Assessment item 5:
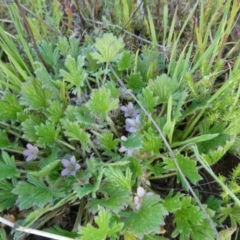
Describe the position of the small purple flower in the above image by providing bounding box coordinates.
[119,136,134,157]
[23,144,39,162]
[125,115,141,133]
[134,186,154,210]
[61,156,81,176]
[120,102,140,118]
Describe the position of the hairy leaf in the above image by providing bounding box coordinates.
[138,87,159,113]
[172,197,215,240]
[148,74,180,103]
[0,92,22,121]
[0,180,17,211]
[61,120,90,152]
[126,72,145,91]
[0,151,20,180]
[87,87,119,117]
[142,128,162,154]
[35,64,57,89]
[79,208,123,240]
[13,175,65,210]
[35,121,60,147]
[60,54,87,93]
[21,115,43,142]
[163,190,183,212]
[122,134,143,149]
[46,101,64,123]
[0,130,14,149]
[99,131,118,150]
[164,154,202,186]
[38,40,59,66]
[91,33,125,63]
[118,51,134,70]
[124,195,168,238]
[20,79,53,109]
[75,169,104,199]
[87,183,131,213]
[104,167,132,190]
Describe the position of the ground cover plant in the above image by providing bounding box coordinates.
[0,0,240,239]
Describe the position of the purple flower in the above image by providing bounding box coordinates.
[125,115,141,133]
[23,144,39,162]
[61,156,81,176]
[120,102,140,118]
[134,186,154,210]
[119,136,134,156]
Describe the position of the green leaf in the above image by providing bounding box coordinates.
[171,133,219,148]
[91,33,125,63]
[21,115,43,142]
[99,131,118,150]
[0,130,14,149]
[148,74,179,103]
[0,228,7,240]
[0,151,20,180]
[118,51,134,70]
[80,208,123,240]
[205,195,222,212]
[64,105,78,121]
[105,81,121,99]
[0,179,17,211]
[138,87,159,113]
[87,87,119,117]
[58,36,69,56]
[46,101,64,123]
[13,175,65,210]
[104,167,132,190]
[75,169,104,198]
[87,183,131,213]
[172,197,214,240]
[60,54,87,93]
[164,154,202,186]
[68,37,81,58]
[219,205,240,226]
[124,195,168,238]
[38,40,59,66]
[35,64,57,89]
[163,190,183,212]
[61,120,90,152]
[75,106,96,126]
[122,134,143,149]
[126,72,145,91]
[201,139,234,165]
[35,121,60,147]
[197,134,230,153]
[20,79,53,109]
[142,128,162,154]
[0,92,22,121]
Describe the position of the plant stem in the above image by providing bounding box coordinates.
[193,145,240,207]
[106,115,119,137]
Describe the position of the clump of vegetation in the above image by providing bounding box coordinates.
[0,0,240,239]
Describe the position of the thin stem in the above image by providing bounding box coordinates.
[193,145,240,206]
[88,139,102,159]
[106,115,119,137]
[0,217,74,240]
